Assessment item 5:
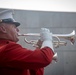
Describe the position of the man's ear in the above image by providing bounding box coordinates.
[0,25,7,33]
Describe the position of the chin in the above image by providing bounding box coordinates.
[15,39,19,42]
[12,38,19,42]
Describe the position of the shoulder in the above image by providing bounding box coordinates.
[0,40,22,49]
[6,40,22,49]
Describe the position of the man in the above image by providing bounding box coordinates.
[0,9,54,75]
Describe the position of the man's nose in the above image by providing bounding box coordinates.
[16,28,19,32]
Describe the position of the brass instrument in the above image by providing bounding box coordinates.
[18,30,75,48]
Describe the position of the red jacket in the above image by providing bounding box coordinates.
[0,39,54,75]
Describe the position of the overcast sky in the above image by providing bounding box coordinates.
[0,0,76,12]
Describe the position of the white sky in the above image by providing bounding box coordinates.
[0,0,76,12]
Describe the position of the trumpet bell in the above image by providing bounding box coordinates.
[66,30,75,45]
[70,30,75,45]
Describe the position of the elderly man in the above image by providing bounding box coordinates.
[0,9,54,75]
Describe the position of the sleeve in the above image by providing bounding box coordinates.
[1,42,54,69]
[29,68,44,75]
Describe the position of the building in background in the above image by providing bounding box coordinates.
[0,8,76,75]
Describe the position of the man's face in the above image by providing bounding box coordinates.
[4,23,19,42]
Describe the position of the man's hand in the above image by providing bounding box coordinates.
[40,28,52,41]
[40,28,54,51]
[35,39,43,49]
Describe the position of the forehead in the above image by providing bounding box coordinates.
[2,23,17,28]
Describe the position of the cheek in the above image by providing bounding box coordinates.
[12,29,17,35]
[9,28,16,35]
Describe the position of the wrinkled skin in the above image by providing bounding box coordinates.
[0,23,19,42]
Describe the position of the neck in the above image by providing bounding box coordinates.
[0,33,9,40]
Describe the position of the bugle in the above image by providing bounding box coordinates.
[18,30,75,62]
[18,30,75,48]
